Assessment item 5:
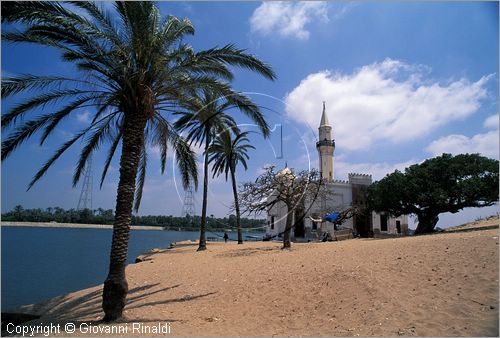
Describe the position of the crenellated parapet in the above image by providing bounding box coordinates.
[348,173,372,185]
[331,179,349,184]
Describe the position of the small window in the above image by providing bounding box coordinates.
[312,221,317,230]
[380,214,388,232]
[271,216,275,230]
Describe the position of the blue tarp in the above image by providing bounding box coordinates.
[323,213,340,223]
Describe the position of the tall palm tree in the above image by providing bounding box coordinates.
[175,90,269,251]
[209,130,255,244]
[1,1,275,321]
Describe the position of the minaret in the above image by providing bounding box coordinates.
[316,102,335,181]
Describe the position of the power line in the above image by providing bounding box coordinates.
[181,182,195,217]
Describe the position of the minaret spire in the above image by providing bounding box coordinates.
[316,101,335,181]
[320,101,329,127]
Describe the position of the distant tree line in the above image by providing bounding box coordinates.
[1,205,265,232]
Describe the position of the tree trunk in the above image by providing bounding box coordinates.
[415,213,439,235]
[102,112,147,322]
[282,207,293,249]
[230,167,243,244]
[198,135,210,251]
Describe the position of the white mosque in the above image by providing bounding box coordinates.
[265,103,408,239]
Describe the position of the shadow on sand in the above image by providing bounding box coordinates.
[3,282,217,334]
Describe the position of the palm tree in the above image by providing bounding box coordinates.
[175,90,269,251]
[1,1,275,321]
[209,130,255,244]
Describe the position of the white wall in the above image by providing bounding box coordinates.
[372,213,408,234]
[266,181,409,237]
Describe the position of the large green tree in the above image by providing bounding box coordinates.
[209,130,255,244]
[1,1,274,321]
[175,91,270,250]
[368,153,499,234]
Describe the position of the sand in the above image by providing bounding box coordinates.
[8,228,499,337]
[445,216,499,232]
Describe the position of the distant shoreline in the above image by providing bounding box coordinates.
[1,221,266,232]
[1,221,164,231]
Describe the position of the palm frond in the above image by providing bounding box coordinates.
[27,128,88,190]
[1,75,91,97]
[133,145,148,212]
[2,1,84,25]
[1,114,54,160]
[4,0,274,226]
[72,113,118,186]
[39,95,105,145]
[100,129,122,189]
[208,130,255,181]
[174,135,198,190]
[2,89,94,128]
[157,15,194,49]
[195,44,276,81]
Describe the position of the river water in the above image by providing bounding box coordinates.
[1,226,254,310]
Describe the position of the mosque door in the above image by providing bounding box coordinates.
[354,213,372,238]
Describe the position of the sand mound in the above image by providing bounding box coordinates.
[10,229,499,336]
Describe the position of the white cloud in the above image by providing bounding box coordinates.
[250,2,328,40]
[57,130,73,139]
[256,163,274,175]
[425,131,499,159]
[285,59,492,151]
[75,111,91,124]
[483,114,499,130]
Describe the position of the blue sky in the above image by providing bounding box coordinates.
[1,1,498,228]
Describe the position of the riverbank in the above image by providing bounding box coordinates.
[445,215,499,232]
[1,222,163,231]
[7,228,499,336]
[0,221,265,233]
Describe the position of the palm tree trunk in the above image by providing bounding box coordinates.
[102,112,147,321]
[198,135,210,251]
[230,167,243,244]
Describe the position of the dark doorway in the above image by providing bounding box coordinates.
[380,214,388,232]
[355,213,372,237]
[294,213,305,238]
[396,220,401,234]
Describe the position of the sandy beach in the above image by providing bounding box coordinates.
[7,227,499,337]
